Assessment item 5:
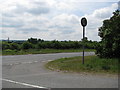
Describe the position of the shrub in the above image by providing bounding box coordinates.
[22,42,33,50]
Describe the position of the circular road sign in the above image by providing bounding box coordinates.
[81,17,87,27]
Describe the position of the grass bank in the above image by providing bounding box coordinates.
[45,56,119,74]
[2,49,95,55]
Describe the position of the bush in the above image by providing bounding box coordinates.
[101,65,110,71]
[10,43,20,50]
[4,49,13,52]
[2,42,11,50]
[22,42,33,50]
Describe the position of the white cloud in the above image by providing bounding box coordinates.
[51,14,79,27]
[81,3,118,41]
[1,0,119,41]
[118,1,120,10]
[49,14,80,36]
[92,3,118,19]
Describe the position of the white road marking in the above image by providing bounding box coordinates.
[47,60,52,62]
[22,62,33,64]
[14,62,20,65]
[4,72,58,78]
[2,78,47,89]
[34,61,38,63]
[41,61,46,62]
[4,60,50,66]
[5,61,39,66]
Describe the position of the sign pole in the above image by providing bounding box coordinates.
[82,26,85,64]
[81,17,87,64]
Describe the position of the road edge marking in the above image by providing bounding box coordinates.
[2,78,47,89]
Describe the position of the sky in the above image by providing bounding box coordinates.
[0,0,119,41]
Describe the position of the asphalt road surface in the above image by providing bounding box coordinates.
[2,52,118,89]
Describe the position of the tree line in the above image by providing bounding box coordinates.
[2,37,98,50]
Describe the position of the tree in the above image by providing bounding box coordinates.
[2,42,11,50]
[96,10,120,58]
[28,38,38,44]
[10,43,20,50]
[81,37,88,42]
[22,42,33,50]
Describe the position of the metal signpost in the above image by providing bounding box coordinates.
[81,17,87,64]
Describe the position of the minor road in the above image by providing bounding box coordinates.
[2,52,94,65]
[2,52,118,88]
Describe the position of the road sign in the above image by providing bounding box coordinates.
[81,17,87,27]
[81,17,87,64]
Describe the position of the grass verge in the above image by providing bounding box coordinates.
[2,49,95,55]
[45,56,119,74]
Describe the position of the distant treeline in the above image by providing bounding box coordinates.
[1,37,99,50]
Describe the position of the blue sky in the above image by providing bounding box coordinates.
[0,0,119,41]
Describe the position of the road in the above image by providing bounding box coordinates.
[2,52,118,89]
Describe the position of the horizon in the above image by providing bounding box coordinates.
[1,37,100,42]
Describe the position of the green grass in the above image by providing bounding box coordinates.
[45,56,119,74]
[0,50,2,55]
[2,49,95,55]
